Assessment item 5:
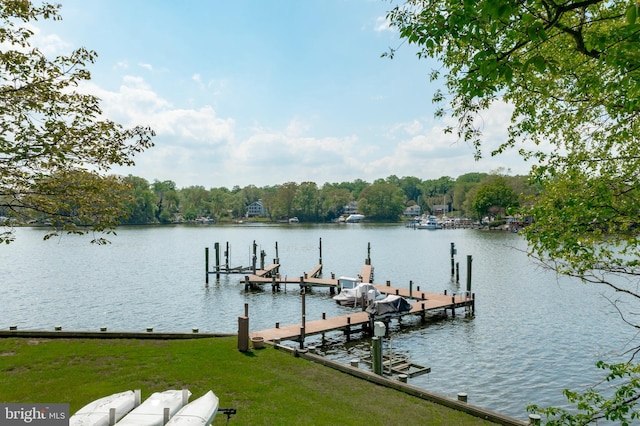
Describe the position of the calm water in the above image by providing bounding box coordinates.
[0,224,634,421]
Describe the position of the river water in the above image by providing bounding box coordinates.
[0,224,634,421]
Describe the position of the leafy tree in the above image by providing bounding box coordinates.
[269,182,298,219]
[121,175,156,225]
[152,180,178,223]
[388,0,640,422]
[398,176,423,204]
[180,185,211,221]
[0,1,154,243]
[319,184,352,221]
[293,182,319,221]
[471,176,519,221]
[357,182,405,221]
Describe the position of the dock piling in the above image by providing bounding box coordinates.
[205,247,209,284]
[215,242,221,278]
[466,255,473,295]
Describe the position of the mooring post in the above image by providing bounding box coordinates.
[409,280,413,300]
[238,315,249,352]
[372,335,383,376]
[300,289,306,349]
[215,242,221,278]
[260,249,266,270]
[319,237,322,265]
[366,242,371,265]
[225,242,230,272]
[275,241,279,264]
[205,247,209,284]
[466,255,473,297]
[456,262,460,283]
[252,240,257,275]
[450,242,456,275]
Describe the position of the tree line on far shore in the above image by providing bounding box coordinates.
[111,169,538,225]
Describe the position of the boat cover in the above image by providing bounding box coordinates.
[333,283,380,304]
[366,295,411,316]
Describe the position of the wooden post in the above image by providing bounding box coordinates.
[366,242,371,265]
[225,242,230,272]
[372,337,382,375]
[319,237,322,265]
[300,289,306,349]
[260,249,266,270]
[275,241,279,264]
[451,296,456,317]
[456,262,460,283]
[238,316,249,352]
[205,247,209,284]
[215,242,221,278]
[252,240,257,275]
[409,280,413,300]
[450,242,456,275]
[466,255,473,296]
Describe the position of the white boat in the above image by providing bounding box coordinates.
[165,391,219,426]
[116,389,191,426]
[415,215,440,230]
[288,217,299,223]
[345,214,364,223]
[70,390,138,426]
[333,282,381,307]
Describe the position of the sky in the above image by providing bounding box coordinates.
[32,0,531,189]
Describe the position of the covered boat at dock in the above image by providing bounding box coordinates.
[366,295,412,317]
[333,282,381,306]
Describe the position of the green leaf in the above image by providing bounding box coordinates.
[626,4,637,24]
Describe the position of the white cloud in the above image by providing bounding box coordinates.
[374,16,391,32]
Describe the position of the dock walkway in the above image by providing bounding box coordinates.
[250,285,473,343]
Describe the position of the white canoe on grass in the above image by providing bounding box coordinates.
[116,389,191,426]
[70,390,138,426]
[165,391,219,426]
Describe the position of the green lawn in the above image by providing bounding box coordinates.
[0,337,497,425]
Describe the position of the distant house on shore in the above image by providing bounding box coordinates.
[343,201,358,215]
[403,205,421,217]
[246,199,267,217]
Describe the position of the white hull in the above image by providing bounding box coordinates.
[70,390,137,426]
[116,390,190,426]
[166,391,219,426]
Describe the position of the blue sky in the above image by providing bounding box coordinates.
[34,0,529,188]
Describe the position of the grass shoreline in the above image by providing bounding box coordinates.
[0,336,514,425]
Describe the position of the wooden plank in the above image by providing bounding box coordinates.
[255,264,280,277]
[306,264,323,278]
[360,265,373,283]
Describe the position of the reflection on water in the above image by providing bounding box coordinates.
[0,224,634,421]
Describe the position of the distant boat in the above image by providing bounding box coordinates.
[288,217,299,223]
[345,214,364,223]
[415,215,440,230]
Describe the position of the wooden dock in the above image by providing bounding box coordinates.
[249,283,474,343]
[242,263,376,292]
